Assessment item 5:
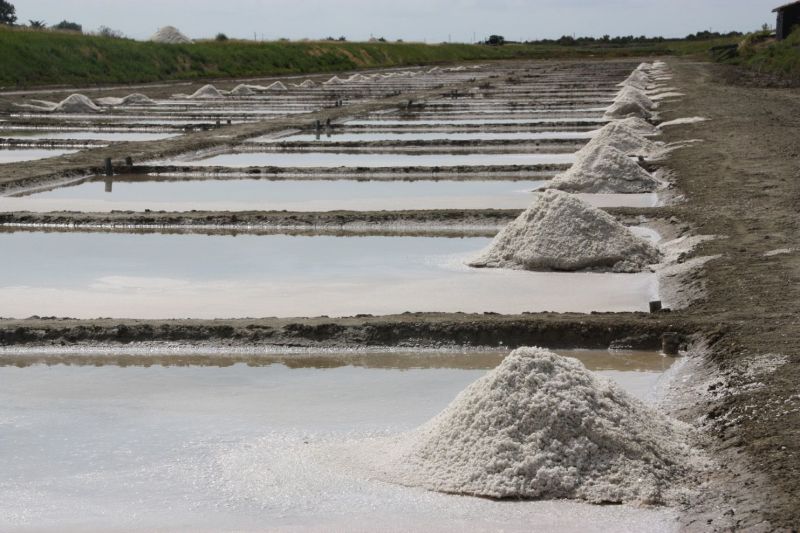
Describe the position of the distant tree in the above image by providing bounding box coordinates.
[337,35,346,41]
[0,0,16,25]
[378,37,386,42]
[215,32,228,41]
[52,20,82,32]
[96,25,124,39]
[28,19,45,29]
[486,34,505,46]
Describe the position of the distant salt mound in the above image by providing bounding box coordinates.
[619,69,651,88]
[469,190,660,272]
[579,121,660,158]
[266,81,288,91]
[549,145,660,194]
[614,86,655,110]
[615,116,659,136]
[51,94,102,113]
[297,79,316,88]
[346,73,371,83]
[95,93,155,106]
[229,84,256,96]
[188,84,224,99]
[323,76,344,85]
[370,348,695,504]
[150,26,192,44]
[606,87,656,120]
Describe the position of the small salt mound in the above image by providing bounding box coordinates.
[95,93,155,106]
[613,86,655,110]
[150,26,192,44]
[266,81,288,91]
[375,348,695,504]
[346,73,371,83]
[549,145,660,194]
[469,190,660,272]
[579,121,659,158]
[615,116,659,136]
[323,76,344,85]
[618,70,651,89]
[188,84,224,99]
[297,79,316,88]
[229,84,256,96]
[53,94,102,113]
[605,98,653,120]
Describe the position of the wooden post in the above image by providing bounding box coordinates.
[661,332,680,356]
[103,157,113,177]
[649,300,662,313]
[125,156,133,168]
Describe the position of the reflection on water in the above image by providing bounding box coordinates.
[0,232,658,318]
[257,130,596,143]
[0,148,77,163]
[0,349,674,373]
[162,151,577,168]
[0,130,177,142]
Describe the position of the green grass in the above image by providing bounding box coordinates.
[727,28,800,82]
[0,25,738,87]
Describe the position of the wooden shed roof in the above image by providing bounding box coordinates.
[774,1,800,13]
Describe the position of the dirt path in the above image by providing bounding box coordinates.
[657,60,800,530]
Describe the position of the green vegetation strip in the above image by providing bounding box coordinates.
[0,25,737,87]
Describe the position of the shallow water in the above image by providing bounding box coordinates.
[163,151,577,168]
[0,232,658,318]
[255,130,595,143]
[2,176,657,211]
[3,177,548,212]
[0,355,678,531]
[0,148,78,164]
[346,117,608,126]
[0,130,178,142]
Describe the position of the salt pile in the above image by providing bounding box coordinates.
[150,26,192,44]
[297,79,316,88]
[615,116,659,136]
[323,76,344,85]
[605,87,656,119]
[229,84,256,96]
[469,190,660,272]
[265,81,288,91]
[14,93,102,113]
[578,121,659,158]
[95,93,155,106]
[188,84,225,99]
[369,348,695,504]
[549,145,660,194]
[58,94,102,113]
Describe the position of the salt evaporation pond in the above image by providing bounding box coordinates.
[1,176,657,211]
[0,148,78,164]
[0,352,678,531]
[0,232,658,318]
[162,151,577,168]
[2,177,548,212]
[346,117,609,126]
[254,130,595,143]
[0,130,178,142]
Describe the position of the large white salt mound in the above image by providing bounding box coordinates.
[297,79,316,88]
[323,76,344,85]
[549,145,660,194]
[188,84,224,99]
[613,86,655,110]
[605,98,653,120]
[618,70,651,88]
[578,121,660,158]
[95,93,155,106]
[53,94,102,113]
[150,26,192,44]
[372,348,695,504]
[469,190,660,272]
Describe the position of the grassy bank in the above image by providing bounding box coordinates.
[0,25,736,87]
[727,28,800,83]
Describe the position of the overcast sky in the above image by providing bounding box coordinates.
[17,0,779,42]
